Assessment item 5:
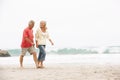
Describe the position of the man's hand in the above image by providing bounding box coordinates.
[31,42,35,47]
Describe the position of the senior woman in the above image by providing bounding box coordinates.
[35,21,54,68]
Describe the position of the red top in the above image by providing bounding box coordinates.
[21,27,34,48]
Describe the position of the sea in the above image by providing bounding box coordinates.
[0,47,120,66]
[7,46,120,56]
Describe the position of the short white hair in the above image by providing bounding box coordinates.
[29,20,35,25]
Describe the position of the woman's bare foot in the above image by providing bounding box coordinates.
[37,65,45,68]
[20,66,24,69]
[40,64,45,68]
[37,63,42,68]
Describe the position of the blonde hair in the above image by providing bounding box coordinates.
[40,20,47,31]
[40,21,46,27]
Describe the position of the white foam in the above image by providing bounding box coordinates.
[0,54,120,66]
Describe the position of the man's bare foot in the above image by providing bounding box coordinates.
[36,64,39,69]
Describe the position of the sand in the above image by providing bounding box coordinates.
[0,63,120,80]
[0,54,120,80]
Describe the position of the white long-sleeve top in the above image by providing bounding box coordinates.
[35,28,50,45]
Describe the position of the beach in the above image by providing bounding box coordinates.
[0,54,120,80]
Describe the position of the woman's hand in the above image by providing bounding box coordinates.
[49,39,54,46]
[51,42,54,45]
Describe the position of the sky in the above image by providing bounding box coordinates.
[0,0,120,49]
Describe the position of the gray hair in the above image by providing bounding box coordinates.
[40,20,46,24]
[29,20,35,25]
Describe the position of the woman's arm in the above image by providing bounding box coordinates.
[35,29,39,48]
[35,40,38,48]
[49,39,54,45]
[47,31,54,45]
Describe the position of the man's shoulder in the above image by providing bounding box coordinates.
[24,27,32,32]
[23,27,28,31]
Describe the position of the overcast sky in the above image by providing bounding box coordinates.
[0,0,120,49]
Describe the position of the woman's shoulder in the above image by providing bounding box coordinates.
[46,30,49,33]
[36,27,41,32]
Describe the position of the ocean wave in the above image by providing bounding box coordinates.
[48,48,98,55]
[7,47,120,56]
[8,48,98,56]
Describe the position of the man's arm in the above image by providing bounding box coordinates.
[25,37,34,45]
[23,29,34,45]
